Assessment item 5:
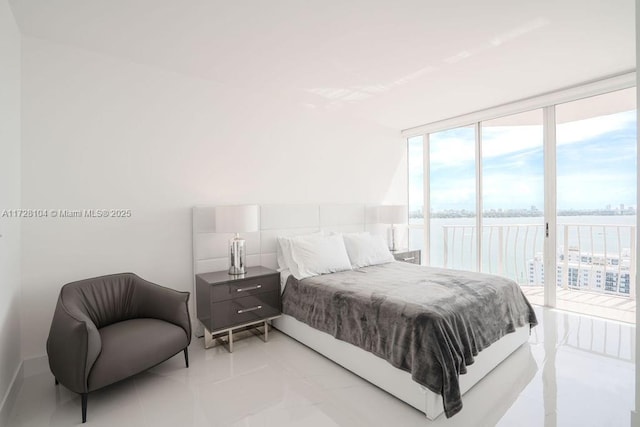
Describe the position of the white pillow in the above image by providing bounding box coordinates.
[276,237,296,272]
[342,232,395,268]
[288,234,352,279]
[276,231,324,272]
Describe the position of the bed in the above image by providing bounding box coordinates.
[192,204,538,420]
[275,261,536,419]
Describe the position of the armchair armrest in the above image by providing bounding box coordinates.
[46,297,101,393]
[131,276,191,342]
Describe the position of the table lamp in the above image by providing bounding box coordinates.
[215,205,259,275]
[377,205,407,251]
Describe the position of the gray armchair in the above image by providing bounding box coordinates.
[46,273,191,423]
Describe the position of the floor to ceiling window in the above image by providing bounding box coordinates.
[406,81,636,324]
[481,110,544,285]
[429,126,476,271]
[554,88,637,322]
[407,136,425,263]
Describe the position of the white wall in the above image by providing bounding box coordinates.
[0,0,22,415]
[20,37,407,359]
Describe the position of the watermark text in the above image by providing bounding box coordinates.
[1,209,132,219]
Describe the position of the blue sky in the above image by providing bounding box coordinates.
[408,110,637,213]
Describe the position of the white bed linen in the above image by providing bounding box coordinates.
[273,314,531,420]
[279,269,291,293]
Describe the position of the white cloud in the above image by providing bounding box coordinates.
[482,173,543,209]
[409,110,636,210]
[427,110,634,167]
[557,172,636,209]
[557,110,635,146]
[429,132,475,166]
[430,178,476,209]
[429,125,543,167]
[482,126,542,158]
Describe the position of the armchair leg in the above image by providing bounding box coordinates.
[183,347,189,368]
[54,378,59,385]
[81,393,88,423]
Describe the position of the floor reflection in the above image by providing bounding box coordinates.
[543,309,558,427]
[6,306,635,427]
[499,306,635,427]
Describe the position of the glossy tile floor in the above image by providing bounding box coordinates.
[7,306,636,427]
[522,287,636,324]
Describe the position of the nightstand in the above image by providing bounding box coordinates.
[196,266,281,351]
[392,249,422,265]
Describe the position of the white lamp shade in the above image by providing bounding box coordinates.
[377,205,407,224]
[214,205,259,233]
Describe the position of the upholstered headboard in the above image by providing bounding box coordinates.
[191,204,384,336]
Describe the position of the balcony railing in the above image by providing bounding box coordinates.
[438,223,636,299]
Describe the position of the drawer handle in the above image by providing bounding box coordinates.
[236,284,261,292]
[402,257,416,261]
[237,305,262,314]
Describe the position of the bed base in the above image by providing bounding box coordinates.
[273,314,530,420]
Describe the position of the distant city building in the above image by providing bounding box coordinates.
[421,206,637,219]
[527,248,632,296]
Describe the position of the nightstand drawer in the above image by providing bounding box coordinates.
[210,291,281,331]
[393,250,421,264]
[210,274,279,303]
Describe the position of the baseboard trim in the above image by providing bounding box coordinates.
[23,355,48,378]
[0,361,24,426]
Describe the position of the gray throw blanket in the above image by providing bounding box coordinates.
[282,262,538,418]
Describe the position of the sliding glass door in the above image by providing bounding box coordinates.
[406,85,636,323]
[481,110,544,295]
[554,88,637,322]
[408,136,425,264]
[429,126,476,270]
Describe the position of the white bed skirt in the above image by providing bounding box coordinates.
[273,314,531,420]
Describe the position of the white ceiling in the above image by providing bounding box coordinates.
[9,0,636,130]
